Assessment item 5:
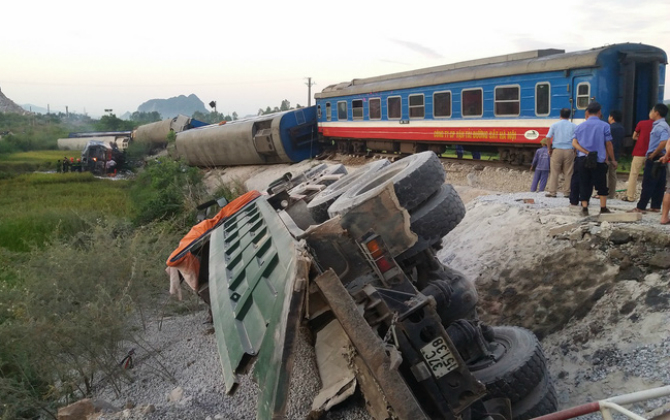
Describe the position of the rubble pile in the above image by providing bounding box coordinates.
[439,192,670,412]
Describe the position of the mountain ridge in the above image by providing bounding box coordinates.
[0,88,29,115]
[137,94,208,118]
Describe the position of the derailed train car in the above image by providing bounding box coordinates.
[174,107,321,166]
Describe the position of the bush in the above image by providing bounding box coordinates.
[129,157,205,227]
[212,177,247,203]
[0,220,182,419]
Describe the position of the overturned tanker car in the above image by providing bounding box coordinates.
[172,151,556,419]
[174,107,321,167]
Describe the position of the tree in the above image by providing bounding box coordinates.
[232,112,238,121]
[280,99,291,111]
[130,111,162,124]
[95,114,134,131]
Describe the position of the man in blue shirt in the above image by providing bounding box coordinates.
[633,103,669,217]
[572,102,616,216]
[546,108,576,197]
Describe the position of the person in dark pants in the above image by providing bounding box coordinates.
[569,157,581,206]
[572,102,616,216]
[606,110,625,199]
[629,103,669,214]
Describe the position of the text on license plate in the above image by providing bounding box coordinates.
[420,337,459,379]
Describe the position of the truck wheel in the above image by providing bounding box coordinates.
[303,163,328,180]
[395,184,465,260]
[512,372,558,420]
[307,160,390,224]
[328,151,445,218]
[312,164,348,186]
[469,327,547,405]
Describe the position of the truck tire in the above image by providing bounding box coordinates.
[469,327,547,405]
[512,372,558,420]
[303,163,328,180]
[328,151,445,218]
[307,160,390,224]
[312,164,348,186]
[395,184,465,260]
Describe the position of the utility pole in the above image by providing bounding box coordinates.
[305,77,316,107]
[66,106,69,119]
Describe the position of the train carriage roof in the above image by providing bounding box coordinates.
[316,43,667,99]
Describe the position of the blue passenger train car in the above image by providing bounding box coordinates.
[315,43,667,164]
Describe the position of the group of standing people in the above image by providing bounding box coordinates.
[530,102,670,222]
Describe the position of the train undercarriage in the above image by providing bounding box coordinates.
[329,137,537,166]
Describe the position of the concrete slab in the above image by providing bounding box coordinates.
[597,212,643,223]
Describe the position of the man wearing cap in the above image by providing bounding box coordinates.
[631,104,669,216]
[572,102,616,216]
[545,108,576,198]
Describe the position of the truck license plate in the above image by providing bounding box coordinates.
[420,337,459,379]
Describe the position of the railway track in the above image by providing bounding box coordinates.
[327,151,632,181]
[328,151,530,172]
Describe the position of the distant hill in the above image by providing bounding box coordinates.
[0,88,28,115]
[22,104,49,114]
[137,94,208,119]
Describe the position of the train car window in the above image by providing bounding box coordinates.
[337,101,348,120]
[576,83,590,109]
[388,96,401,119]
[434,91,452,118]
[317,105,322,119]
[535,83,550,116]
[494,86,520,117]
[462,89,483,117]
[409,94,425,119]
[326,103,332,121]
[352,100,364,120]
[369,98,381,120]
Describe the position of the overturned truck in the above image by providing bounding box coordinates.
[181,152,557,419]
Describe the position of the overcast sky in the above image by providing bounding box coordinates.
[2,0,669,117]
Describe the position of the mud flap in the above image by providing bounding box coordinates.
[310,320,357,415]
[315,268,428,420]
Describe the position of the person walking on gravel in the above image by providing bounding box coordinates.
[660,120,670,225]
[630,104,670,216]
[530,139,550,192]
[545,108,576,198]
[572,102,616,216]
[624,118,654,202]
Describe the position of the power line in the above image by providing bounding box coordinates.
[0,77,305,88]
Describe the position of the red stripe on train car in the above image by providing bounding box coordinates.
[321,126,549,145]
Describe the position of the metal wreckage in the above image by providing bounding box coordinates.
[167,151,557,420]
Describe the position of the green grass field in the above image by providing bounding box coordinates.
[0,150,66,175]
[0,172,131,252]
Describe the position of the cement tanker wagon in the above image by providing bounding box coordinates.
[134,114,205,146]
[175,106,321,166]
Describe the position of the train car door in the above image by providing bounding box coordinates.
[571,76,592,121]
[620,56,663,136]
